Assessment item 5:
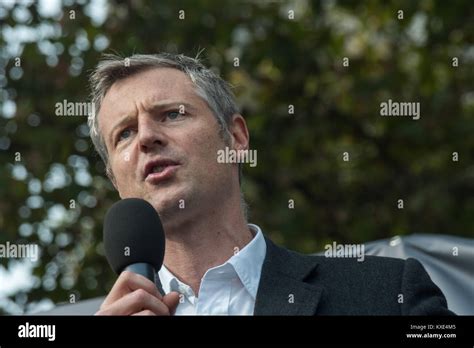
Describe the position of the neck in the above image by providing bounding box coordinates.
[162,196,252,295]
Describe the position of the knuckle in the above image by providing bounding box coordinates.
[121,271,134,283]
[99,300,110,311]
[132,288,149,303]
[95,309,108,315]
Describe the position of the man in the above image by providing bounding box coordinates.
[88,53,453,315]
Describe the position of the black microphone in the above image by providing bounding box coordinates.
[103,198,166,296]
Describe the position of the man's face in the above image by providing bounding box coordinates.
[98,68,235,228]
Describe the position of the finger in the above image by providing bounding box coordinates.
[101,271,162,308]
[96,289,169,316]
[97,289,170,316]
[132,309,156,316]
[162,291,181,315]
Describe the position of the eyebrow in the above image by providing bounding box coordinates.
[107,101,197,146]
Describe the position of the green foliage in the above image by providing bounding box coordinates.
[0,0,472,313]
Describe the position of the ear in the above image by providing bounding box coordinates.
[106,165,119,191]
[229,114,249,152]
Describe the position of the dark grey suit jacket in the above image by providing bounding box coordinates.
[37,237,454,315]
[254,238,454,315]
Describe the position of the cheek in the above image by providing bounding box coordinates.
[110,150,139,194]
[188,124,217,155]
[187,127,227,175]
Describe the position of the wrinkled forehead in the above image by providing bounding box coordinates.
[102,67,200,110]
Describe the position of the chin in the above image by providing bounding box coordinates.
[147,189,187,218]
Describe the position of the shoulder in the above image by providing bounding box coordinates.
[262,237,453,314]
[301,251,409,286]
[265,237,408,287]
[297,248,433,290]
[290,249,452,315]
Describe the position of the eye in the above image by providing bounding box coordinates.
[166,110,184,120]
[117,128,132,142]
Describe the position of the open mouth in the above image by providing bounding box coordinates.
[143,159,180,184]
[150,165,168,174]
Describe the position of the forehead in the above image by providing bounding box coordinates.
[101,67,199,109]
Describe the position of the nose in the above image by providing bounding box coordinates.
[137,114,167,152]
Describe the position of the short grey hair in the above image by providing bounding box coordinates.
[88,53,247,216]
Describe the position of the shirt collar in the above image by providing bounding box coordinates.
[158,223,267,300]
[227,223,266,299]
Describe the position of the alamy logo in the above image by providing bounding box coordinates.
[0,242,38,262]
[380,99,420,120]
[18,322,56,341]
[55,99,95,117]
[217,146,257,167]
[324,242,365,262]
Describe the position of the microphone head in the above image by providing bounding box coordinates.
[103,198,165,275]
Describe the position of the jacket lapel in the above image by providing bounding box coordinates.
[254,237,323,315]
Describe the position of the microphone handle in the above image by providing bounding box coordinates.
[124,263,165,296]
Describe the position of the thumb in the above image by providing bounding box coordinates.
[162,291,180,315]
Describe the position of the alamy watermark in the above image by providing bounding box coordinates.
[18,322,55,341]
[324,242,365,262]
[55,99,95,117]
[380,99,420,120]
[217,146,257,167]
[0,242,39,262]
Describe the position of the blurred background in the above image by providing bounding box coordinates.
[0,0,472,314]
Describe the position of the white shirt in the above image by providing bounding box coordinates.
[158,224,267,315]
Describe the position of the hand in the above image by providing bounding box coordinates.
[95,271,180,316]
